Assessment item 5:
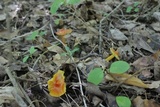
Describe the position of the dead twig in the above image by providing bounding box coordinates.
[99,0,125,54]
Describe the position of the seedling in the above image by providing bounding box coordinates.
[26,30,46,40]
[109,61,130,74]
[23,46,37,63]
[23,30,46,63]
[116,96,131,107]
[61,45,79,57]
[126,2,141,13]
[106,48,119,62]
[87,67,104,85]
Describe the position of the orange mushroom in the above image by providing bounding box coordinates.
[106,48,120,62]
[47,70,66,97]
[55,28,72,44]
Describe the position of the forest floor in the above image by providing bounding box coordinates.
[0,0,160,107]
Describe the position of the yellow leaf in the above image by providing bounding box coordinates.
[105,73,149,88]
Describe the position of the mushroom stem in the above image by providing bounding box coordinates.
[106,55,115,61]
[106,48,119,62]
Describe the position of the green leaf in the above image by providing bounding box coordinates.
[65,46,72,56]
[134,2,141,7]
[116,96,131,107]
[109,61,130,74]
[29,46,37,55]
[54,19,60,25]
[126,6,133,13]
[134,8,139,12]
[50,0,64,15]
[26,30,39,40]
[66,0,80,4]
[87,68,104,85]
[23,55,29,63]
[71,46,79,55]
[39,31,46,36]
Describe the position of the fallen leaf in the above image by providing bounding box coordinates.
[148,81,160,89]
[133,96,160,107]
[47,44,65,53]
[105,73,149,88]
[110,29,128,41]
[0,13,6,21]
[0,56,8,65]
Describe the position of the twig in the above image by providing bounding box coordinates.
[5,67,29,107]
[98,0,125,53]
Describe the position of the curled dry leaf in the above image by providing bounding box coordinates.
[47,70,66,97]
[105,73,149,88]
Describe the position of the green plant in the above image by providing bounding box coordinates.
[26,30,46,40]
[109,61,130,74]
[23,46,37,63]
[23,30,46,62]
[116,96,131,107]
[61,45,79,57]
[126,2,141,13]
[50,0,81,15]
[87,67,104,85]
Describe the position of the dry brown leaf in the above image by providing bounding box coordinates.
[148,81,160,89]
[132,96,144,107]
[151,22,160,32]
[105,73,149,88]
[133,96,160,107]
[0,56,8,65]
[0,30,19,39]
[47,45,65,53]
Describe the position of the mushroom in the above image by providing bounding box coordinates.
[106,48,120,62]
[47,70,66,97]
[55,28,72,44]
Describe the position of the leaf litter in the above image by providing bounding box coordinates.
[0,0,160,107]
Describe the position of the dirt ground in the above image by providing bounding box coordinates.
[0,0,160,107]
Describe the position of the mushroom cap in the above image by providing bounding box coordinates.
[55,28,72,36]
[47,70,66,97]
[110,48,120,60]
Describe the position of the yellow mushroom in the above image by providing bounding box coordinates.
[106,48,120,62]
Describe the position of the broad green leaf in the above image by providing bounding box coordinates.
[29,46,37,55]
[26,30,39,40]
[50,0,64,15]
[109,61,130,74]
[87,68,104,85]
[134,8,139,12]
[23,55,29,63]
[126,6,133,13]
[66,0,80,4]
[116,96,131,107]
